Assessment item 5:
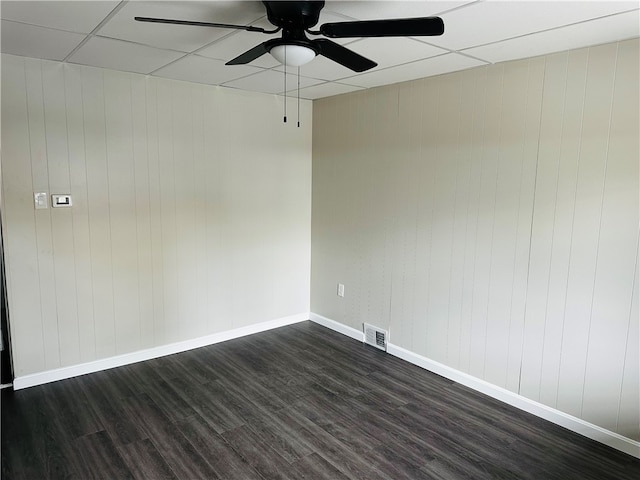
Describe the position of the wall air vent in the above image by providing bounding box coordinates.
[363,323,388,351]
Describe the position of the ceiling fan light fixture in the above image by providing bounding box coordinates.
[136,2,445,74]
[269,44,316,67]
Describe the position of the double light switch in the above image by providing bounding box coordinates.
[34,193,73,209]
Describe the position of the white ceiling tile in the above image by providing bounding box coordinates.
[287,81,366,100]
[432,0,639,50]
[0,20,85,61]
[2,0,638,97]
[244,14,278,30]
[347,37,447,68]
[341,53,486,88]
[198,31,281,68]
[154,55,263,85]
[68,36,183,74]
[323,1,476,20]
[465,9,640,64]
[96,1,266,52]
[222,69,324,94]
[0,1,119,34]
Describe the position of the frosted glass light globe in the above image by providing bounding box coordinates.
[270,44,316,67]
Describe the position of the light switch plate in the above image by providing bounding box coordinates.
[34,192,47,209]
[51,194,72,208]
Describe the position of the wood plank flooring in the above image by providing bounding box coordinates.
[2,321,639,479]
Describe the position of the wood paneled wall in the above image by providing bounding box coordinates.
[1,54,312,377]
[311,39,639,440]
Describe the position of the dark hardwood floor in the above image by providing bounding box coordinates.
[2,321,639,479]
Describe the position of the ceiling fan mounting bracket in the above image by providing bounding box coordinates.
[263,1,325,31]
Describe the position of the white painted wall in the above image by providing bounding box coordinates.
[311,39,639,441]
[1,54,312,378]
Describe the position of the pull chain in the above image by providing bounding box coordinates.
[297,66,300,128]
[283,47,287,123]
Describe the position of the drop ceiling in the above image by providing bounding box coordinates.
[1,1,638,100]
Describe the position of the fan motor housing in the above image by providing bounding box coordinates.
[263,1,325,30]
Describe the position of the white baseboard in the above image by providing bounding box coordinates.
[308,312,639,459]
[387,343,640,458]
[309,313,364,342]
[13,311,639,458]
[13,312,309,391]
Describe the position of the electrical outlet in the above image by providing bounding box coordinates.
[337,283,345,297]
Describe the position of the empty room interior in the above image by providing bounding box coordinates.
[1,0,639,478]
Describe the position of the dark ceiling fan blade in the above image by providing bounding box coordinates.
[134,16,279,34]
[226,41,273,65]
[319,17,444,38]
[313,39,377,72]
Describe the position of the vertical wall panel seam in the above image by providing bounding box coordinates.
[152,77,164,344]
[410,85,424,353]
[62,64,81,362]
[556,51,588,408]
[388,88,400,333]
[39,60,62,367]
[130,76,142,348]
[424,80,442,353]
[482,65,505,380]
[383,92,392,331]
[399,85,409,342]
[446,77,463,367]
[362,92,368,328]
[102,69,117,355]
[505,59,532,388]
[538,55,569,401]
[171,84,178,338]
[395,89,405,340]
[547,52,578,407]
[579,43,619,417]
[146,77,155,343]
[388,91,395,330]
[458,72,476,370]
[144,77,154,345]
[357,97,365,331]
[365,97,372,328]
[426,83,438,351]
[466,68,487,373]
[203,87,210,332]
[616,233,640,432]
[22,57,47,371]
[191,86,198,332]
[518,56,547,396]
[380,90,393,328]
[78,67,97,359]
[405,86,414,350]
[190,87,197,330]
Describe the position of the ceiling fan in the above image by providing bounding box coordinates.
[135,0,445,72]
